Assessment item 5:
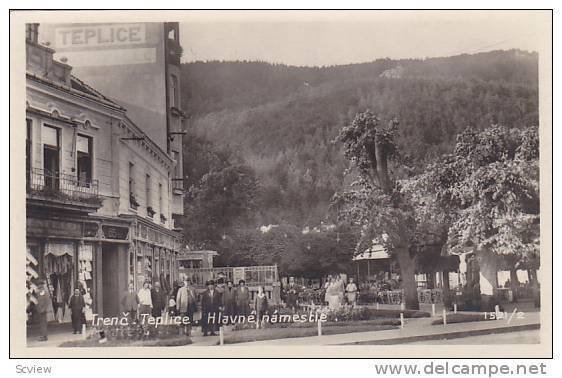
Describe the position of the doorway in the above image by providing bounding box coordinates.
[101,244,120,317]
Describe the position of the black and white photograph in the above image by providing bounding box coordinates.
[9,9,552,359]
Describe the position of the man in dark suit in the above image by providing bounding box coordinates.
[200,280,222,336]
[235,279,250,316]
[151,281,167,318]
[68,288,85,334]
[222,280,237,322]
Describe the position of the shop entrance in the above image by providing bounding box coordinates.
[101,243,120,317]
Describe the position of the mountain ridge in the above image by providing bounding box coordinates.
[180,49,539,225]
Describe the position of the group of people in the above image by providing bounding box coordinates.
[189,279,270,335]
[121,281,169,321]
[280,275,360,311]
[31,279,92,341]
[121,278,262,336]
[324,275,358,310]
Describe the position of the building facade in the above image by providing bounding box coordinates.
[25,23,184,322]
[38,22,186,231]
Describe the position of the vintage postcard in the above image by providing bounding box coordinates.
[9,9,552,358]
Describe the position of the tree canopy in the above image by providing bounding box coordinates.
[425,125,540,261]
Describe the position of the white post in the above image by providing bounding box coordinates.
[219,326,224,345]
[432,303,436,317]
[442,309,447,325]
[400,302,405,311]
[453,303,457,314]
[495,305,500,320]
[400,313,404,328]
[317,319,322,336]
[82,324,87,340]
[376,302,380,310]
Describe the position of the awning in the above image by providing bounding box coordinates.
[44,242,74,257]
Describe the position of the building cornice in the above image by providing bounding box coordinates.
[119,116,175,170]
[26,72,126,114]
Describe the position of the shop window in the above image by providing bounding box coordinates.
[170,74,179,108]
[44,241,75,322]
[76,134,93,187]
[78,243,94,321]
[129,162,139,209]
[129,249,134,284]
[146,174,154,217]
[158,183,163,215]
[26,119,32,186]
[172,151,183,192]
[26,23,39,43]
[145,246,153,283]
[167,27,176,41]
[42,125,60,190]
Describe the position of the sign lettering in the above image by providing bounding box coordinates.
[55,24,146,48]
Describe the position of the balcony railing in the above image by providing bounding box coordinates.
[27,168,100,203]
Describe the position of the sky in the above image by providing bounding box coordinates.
[179,10,545,67]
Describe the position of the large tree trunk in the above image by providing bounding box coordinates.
[442,271,451,307]
[509,269,519,302]
[396,248,419,310]
[374,141,392,192]
[476,250,499,311]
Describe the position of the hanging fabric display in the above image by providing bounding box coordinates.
[144,243,153,283]
[26,246,39,324]
[44,241,74,323]
[44,242,74,275]
[77,242,94,320]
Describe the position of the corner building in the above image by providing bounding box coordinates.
[25,23,185,322]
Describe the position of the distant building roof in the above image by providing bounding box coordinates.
[353,245,390,260]
[70,75,123,108]
[178,250,218,259]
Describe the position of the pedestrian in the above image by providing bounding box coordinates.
[222,280,237,321]
[235,279,250,316]
[285,281,298,312]
[137,281,153,321]
[201,280,222,336]
[324,275,333,306]
[326,278,341,310]
[167,298,178,317]
[121,282,139,321]
[254,286,269,329]
[175,280,195,335]
[151,281,167,318]
[345,277,358,307]
[35,280,51,341]
[176,280,194,318]
[336,274,345,304]
[68,288,85,334]
[170,280,180,300]
[185,280,197,325]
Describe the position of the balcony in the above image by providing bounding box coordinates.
[27,168,102,211]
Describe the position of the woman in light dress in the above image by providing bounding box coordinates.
[324,275,333,305]
[326,277,342,310]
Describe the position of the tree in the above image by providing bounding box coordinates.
[183,164,260,249]
[425,125,539,307]
[333,110,425,309]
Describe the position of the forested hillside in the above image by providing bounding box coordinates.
[180,49,539,236]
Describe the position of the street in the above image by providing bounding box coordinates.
[405,330,540,345]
